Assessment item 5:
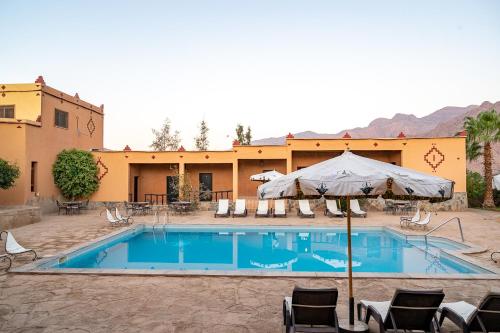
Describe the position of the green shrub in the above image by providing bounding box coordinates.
[466,170,485,208]
[0,159,20,189]
[52,149,99,200]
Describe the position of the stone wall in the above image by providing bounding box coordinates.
[0,206,41,230]
[365,192,468,212]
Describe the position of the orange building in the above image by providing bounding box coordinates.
[0,79,468,211]
[0,77,104,211]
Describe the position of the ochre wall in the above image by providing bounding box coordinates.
[0,83,104,207]
[185,163,233,196]
[238,159,287,198]
[0,124,27,205]
[129,164,178,202]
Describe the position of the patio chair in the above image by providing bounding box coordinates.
[297,200,315,218]
[358,288,445,333]
[124,201,134,215]
[324,199,343,218]
[232,199,248,217]
[56,200,68,215]
[349,199,367,218]
[115,207,134,224]
[79,199,89,211]
[214,199,230,217]
[0,254,12,271]
[283,286,340,333]
[383,200,397,215]
[273,199,287,218]
[438,292,500,333]
[408,212,431,230]
[105,209,123,227]
[0,231,38,261]
[255,200,270,217]
[400,208,420,228]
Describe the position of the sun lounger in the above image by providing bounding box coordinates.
[273,199,287,218]
[0,231,37,261]
[349,199,367,218]
[325,199,343,217]
[106,209,123,226]
[358,288,444,333]
[232,199,247,217]
[408,212,431,229]
[400,208,420,228]
[115,207,134,224]
[298,200,315,218]
[438,292,500,333]
[255,200,270,217]
[283,286,339,333]
[214,199,230,217]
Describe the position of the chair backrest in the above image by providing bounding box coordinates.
[274,200,285,213]
[416,212,431,225]
[5,232,26,253]
[115,207,124,220]
[350,199,362,212]
[326,200,338,212]
[411,208,421,223]
[299,200,311,213]
[291,286,338,326]
[257,200,268,213]
[470,292,500,331]
[387,288,444,330]
[217,199,229,213]
[234,199,246,212]
[106,209,116,222]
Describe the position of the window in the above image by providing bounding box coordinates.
[55,109,68,128]
[31,162,38,192]
[0,105,15,118]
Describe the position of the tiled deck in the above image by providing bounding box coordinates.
[1,208,499,332]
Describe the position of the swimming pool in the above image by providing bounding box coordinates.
[33,225,493,275]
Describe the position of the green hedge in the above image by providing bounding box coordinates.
[52,149,99,200]
[0,159,20,190]
[466,170,485,208]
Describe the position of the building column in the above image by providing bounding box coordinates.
[286,150,293,174]
[232,161,238,200]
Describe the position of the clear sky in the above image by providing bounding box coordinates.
[2,1,500,150]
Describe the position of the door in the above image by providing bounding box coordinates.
[166,176,179,202]
[199,173,213,201]
[133,176,139,202]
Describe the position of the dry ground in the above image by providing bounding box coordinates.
[0,208,499,332]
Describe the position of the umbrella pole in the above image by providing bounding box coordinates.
[346,196,354,325]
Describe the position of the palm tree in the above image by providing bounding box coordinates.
[464,110,500,208]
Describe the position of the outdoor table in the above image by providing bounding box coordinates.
[130,202,150,215]
[338,319,369,333]
[170,201,192,214]
[63,201,82,215]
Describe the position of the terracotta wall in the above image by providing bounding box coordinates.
[185,163,233,197]
[237,159,287,198]
[128,164,178,202]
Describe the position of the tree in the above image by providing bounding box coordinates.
[0,159,20,190]
[151,118,181,151]
[194,120,209,151]
[245,126,252,145]
[464,109,500,208]
[235,124,252,145]
[52,149,99,200]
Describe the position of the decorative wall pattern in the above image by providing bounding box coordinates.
[87,117,96,137]
[424,144,445,172]
[96,157,108,181]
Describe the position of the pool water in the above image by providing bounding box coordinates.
[45,226,491,275]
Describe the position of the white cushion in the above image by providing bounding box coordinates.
[439,301,477,323]
[360,300,391,321]
[6,232,30,254]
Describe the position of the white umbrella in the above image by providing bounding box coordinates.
[250,170,284,182]
[257,150,454,325]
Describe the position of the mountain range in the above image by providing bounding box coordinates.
[252,101,500,174]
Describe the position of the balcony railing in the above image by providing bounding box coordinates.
[138,190,233,204]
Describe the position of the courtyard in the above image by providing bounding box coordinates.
[0,208,499,332]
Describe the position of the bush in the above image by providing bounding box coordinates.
[52,149,99,200]
[0,159,20,189]
[466,170,485,208]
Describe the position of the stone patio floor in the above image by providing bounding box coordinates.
[0,208,499,332]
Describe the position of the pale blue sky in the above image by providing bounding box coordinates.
[2,1,500,150]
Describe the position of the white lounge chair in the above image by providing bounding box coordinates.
[255,200,270,217]
[325,199,344,217]
[400,208,420,228]
[298,200,315,218]
[0,254,12,271]
[0,231,37,260]
[106,209,123,226]
[214,199,230,217]
[349,199,367,218]
[232,199,247,217]
[115,207,134,224]
[408,212,431,229]
[273,199,287,217]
